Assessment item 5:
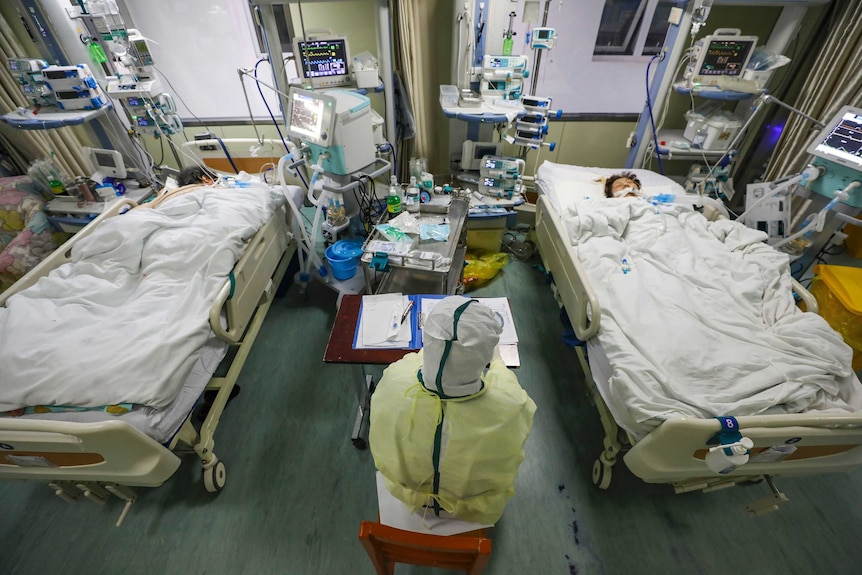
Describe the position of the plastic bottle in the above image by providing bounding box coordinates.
[405,176,420,213]
[387,175,403,218]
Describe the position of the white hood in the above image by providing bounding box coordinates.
[421,297,502,397]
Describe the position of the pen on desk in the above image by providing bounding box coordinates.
[400,300,414,326]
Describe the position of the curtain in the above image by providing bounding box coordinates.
[0,12,89,177]
[765,1,862,179]
[393,1,426,171]
[390,0,452,175]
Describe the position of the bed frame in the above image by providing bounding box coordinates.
[535,194,862,515]
[0,196,296,525]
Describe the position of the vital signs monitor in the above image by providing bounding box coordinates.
[292,37,352,89]
[686,29,757,87]
[807,106,862,171]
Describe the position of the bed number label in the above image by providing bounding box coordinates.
[719,417,736,430]
[0,443,14,450]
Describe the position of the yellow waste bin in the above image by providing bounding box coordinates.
[811,265,862,371]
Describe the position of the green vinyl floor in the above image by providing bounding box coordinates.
[2,255,862,575]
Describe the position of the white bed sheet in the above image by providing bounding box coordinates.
[12,337,228,444]
[0,184,284,412]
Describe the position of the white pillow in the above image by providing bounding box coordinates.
[536,161,683,212]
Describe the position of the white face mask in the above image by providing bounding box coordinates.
[613,186,638,198]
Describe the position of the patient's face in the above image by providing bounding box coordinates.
[611,178,640,198]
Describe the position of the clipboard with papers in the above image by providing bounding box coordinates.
[353,294,422,350]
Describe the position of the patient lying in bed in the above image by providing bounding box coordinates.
[563,195,862,436]
[604,172,642,198]
[0,183,285,415]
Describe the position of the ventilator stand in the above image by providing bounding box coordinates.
[313,159,392,307]
[745,475,788,516]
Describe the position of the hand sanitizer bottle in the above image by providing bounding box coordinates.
[387,175,402,218]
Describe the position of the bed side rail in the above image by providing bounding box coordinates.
[791,278,818,314]
[535,196,600,340]
[624,413,862,484]
[0,198,138,307]
[210,211,294,343]
[0,418,180,487]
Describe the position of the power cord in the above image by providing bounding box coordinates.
[646,54,664,175]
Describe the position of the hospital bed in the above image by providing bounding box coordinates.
[534,161,862,514]
[0,185,298,524]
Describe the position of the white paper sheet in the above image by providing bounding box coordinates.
[355,294,412,349]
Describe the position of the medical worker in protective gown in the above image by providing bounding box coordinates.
[369,297,537,524]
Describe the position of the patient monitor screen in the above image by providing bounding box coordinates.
[698,40,755,76]
[288,92,327,143]
[810,108,862,169]
[295,39,350,85]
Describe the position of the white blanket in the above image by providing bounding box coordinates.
[0,184,285,411]
[564,197,862,434]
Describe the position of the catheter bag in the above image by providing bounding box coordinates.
[463,251,508,291]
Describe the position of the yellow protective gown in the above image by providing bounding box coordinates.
[369,350,536,524]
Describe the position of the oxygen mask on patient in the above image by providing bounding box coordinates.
[612,186,641,198]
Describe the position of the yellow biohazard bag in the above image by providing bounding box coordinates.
[463,252,508,291]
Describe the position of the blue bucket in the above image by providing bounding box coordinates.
[325,240,363,280]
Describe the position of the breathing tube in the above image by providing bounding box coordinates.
[302,154,332,279]
[278,153,326,282]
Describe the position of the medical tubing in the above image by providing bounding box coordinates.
[306,155,328,206]
[773,217,816,249]
[307,190,329,276]
[238,68,264,144]
[215,136,239,174]
[294,164,309,189]
[278,155,324,273]
[737,174,803,223]
[253,58,290,153]
[646,54,664,175]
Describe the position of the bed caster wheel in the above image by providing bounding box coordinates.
[592,459,612,490]
[203,460,226,493]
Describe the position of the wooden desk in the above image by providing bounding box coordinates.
[324,294,419,449]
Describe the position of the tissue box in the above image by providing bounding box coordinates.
[440,85,458,108]
[353,51,379,89]
[354,69,378,89]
